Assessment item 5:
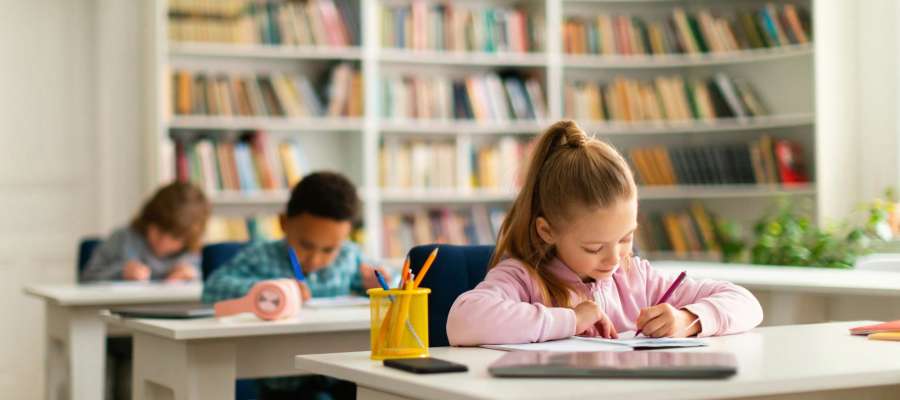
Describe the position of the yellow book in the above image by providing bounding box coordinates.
[663,213,689,256]
[279,143,303,187]
[869,332,900,342]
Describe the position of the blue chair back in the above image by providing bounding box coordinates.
[200,241,256,399]
[407,244,495,347]
[201,242,247,281]
[77,238,102,282]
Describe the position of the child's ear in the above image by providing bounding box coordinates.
[278,214,288,234]
[535,217,555,245]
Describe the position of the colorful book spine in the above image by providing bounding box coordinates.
[172,64,362,118]
[564,73,767,122]
[381,206,507,258]
[563,3,811,55]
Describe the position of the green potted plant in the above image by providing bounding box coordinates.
[715,192,895,268]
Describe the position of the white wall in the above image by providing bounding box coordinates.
[0,1,143,398]
[856,0,900,203]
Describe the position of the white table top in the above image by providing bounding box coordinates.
[295,321,900,400]
[102,305,370,340]
[24,282,202,306]
[653,261,900,296]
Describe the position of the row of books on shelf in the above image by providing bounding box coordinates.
[205,215,284,242]
[627,136,807,187]
[168,0,359,46]
[563,3,810,56]
[564,73,766,123]
[172,63,362,118]
[382,206,507,258]
[381,2,543,53]
[636,204,720,257]
[380,137,530,190]
[382,73,547,121]
[175,132,308,193]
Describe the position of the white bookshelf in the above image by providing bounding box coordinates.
[564,43,813,69]
[168,42,365,60]
[146,0,818,261]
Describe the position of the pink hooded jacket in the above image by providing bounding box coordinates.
[447,256,763,345]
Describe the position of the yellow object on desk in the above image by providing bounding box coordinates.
[368,287,430,360]
[869,332,900,341]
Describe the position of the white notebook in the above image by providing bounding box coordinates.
[482,331,706,352]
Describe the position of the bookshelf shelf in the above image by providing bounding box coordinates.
[379,49,547,67]
[379,120,550,135]
[645,251,722,262]
[380,189,518,204]
[640,184,816,200]
[169,42,364,60]
[168,116,364,132]
[564,44,813,69]
[577,113,815,136]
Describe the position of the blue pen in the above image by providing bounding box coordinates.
[286,241,306,282]
[373,270,394,301]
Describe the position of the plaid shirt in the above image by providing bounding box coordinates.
[202,239,367,303]
[202,239,371,393]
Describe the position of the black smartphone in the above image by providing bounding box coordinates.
[383,357,469,374]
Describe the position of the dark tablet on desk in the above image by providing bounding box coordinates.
[111,303,214,319]
[489,351,737,379]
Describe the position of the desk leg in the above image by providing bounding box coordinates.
[133,332,237,400]
[358,386,417,400]
[44,303,106,400]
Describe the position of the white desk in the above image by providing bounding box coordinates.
[654,262,900,325]
[296,321,900,400]
[102,306,370,400]
[24,282,201,400]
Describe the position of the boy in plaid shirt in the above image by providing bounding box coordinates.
[203,171,387,400]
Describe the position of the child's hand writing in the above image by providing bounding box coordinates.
[360,264,390,289]
[165,263,198,282]
[574,301,618,338]
[636,304,701,338]
[123,260,151,281]
[296,281,312,301]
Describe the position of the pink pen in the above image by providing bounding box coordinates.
[636,271,687,336]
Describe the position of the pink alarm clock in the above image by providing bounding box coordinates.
[214,279,302,320]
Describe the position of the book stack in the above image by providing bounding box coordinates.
[172,63,363,118]
[565,73,766,122]
[381,1,543,53]
[626,136,808,186]
[380,138,457,190]
[382,73,546,121]
[380,136,534,191]
[175,132,308,194]
[563,3,810,55]
[466,137,533,190]
[168,0,360,46]
[205,215,284,242]
[636,203,721,258]
[382,205,507,258]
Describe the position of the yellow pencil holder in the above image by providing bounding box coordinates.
[367,287,430,360]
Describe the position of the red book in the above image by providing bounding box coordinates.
[176,141,189,182]
[850,320,900,336]
[774,139,808,184]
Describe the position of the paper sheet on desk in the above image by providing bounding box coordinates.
[482,338,632,352]
[574,331,707,349]
[481,332,706,352]
[304,296,369,308]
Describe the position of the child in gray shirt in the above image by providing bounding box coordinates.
[82,182,210,282]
